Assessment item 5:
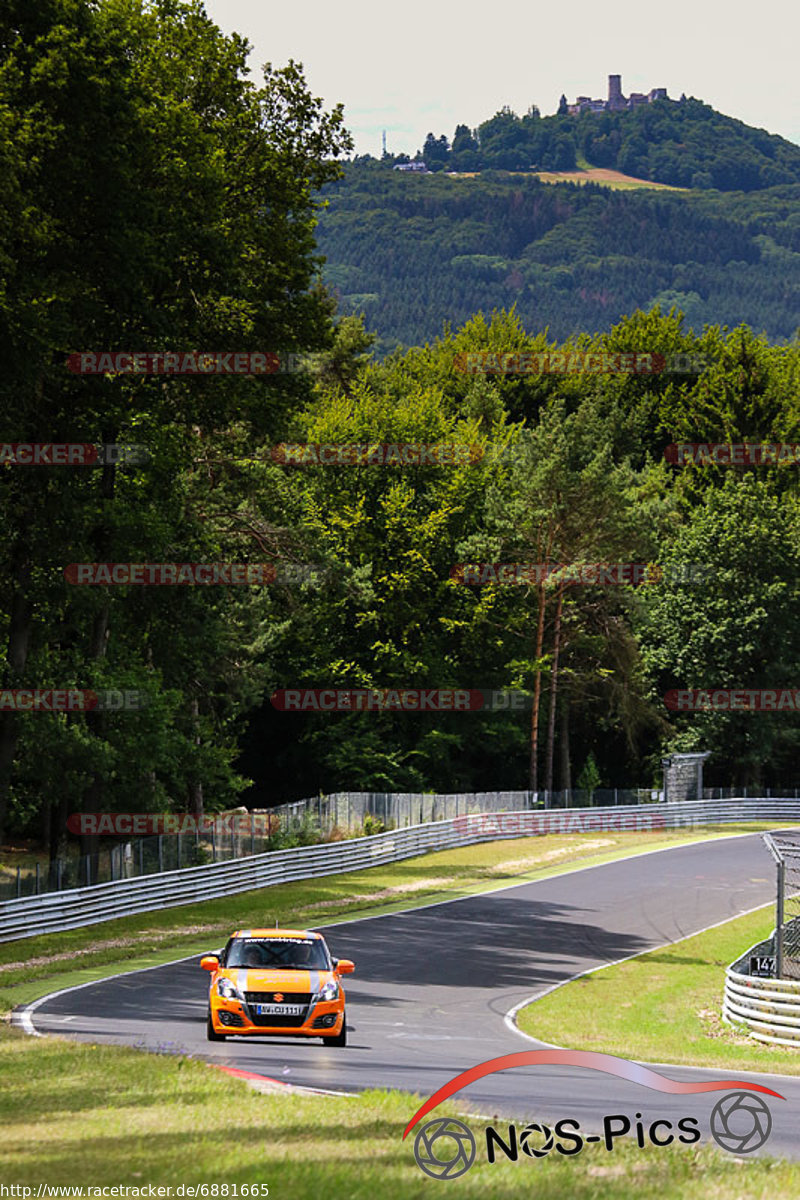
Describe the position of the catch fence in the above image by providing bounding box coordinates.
[4,784,798,904]
[763,831,800,979]
[3,795,800,943]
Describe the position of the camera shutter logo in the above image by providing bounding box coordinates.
[710,1092,772,1154]
[413,1117,476,1179]
[520,1121,554,1157]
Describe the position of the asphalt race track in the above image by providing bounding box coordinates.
[19,834,800,1160]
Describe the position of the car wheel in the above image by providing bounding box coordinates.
[207,1011,226,1041]
[323,1016,347,1047]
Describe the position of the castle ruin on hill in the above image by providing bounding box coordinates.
[565,75,668,116]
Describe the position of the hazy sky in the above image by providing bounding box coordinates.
[203,0,799,156]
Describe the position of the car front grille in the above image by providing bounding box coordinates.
[244,992,311,1028]
[248,1012,308,1028]
[244,992,310,1006]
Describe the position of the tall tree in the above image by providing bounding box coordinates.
[0,0,351,843]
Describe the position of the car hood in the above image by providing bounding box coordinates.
[220,967,335,993]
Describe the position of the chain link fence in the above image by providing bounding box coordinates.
[4,784,798,903]
[763,831,800,979]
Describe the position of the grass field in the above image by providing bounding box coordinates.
[532,167,687,190]
[446,165,686,190]
[516,904,800,1076]
[2,1021,800,1196]
[0,823,781,1016]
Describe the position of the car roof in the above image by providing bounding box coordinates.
[231,928,321,939]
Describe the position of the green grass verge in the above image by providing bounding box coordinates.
[516,903,800,1075]
[1,1021,798,1195]
[1,824,784,1017]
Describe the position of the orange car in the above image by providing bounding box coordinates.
[201,928,354,1046]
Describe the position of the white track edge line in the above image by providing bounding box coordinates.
[11,951,204,1036]
[502,898,800,1083]
[13,828,784,1041]
[310,828,776,931]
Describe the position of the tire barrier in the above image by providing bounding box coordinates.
[724,938,800,1046]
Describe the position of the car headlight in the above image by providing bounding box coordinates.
[216,977,241,1001]
[318,979,339,1002]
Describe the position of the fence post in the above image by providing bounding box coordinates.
[16,867,21,898]
[158,835,164,874]
[776,858,785,979]
[35,862,40,895]
[139,840,144,876]
[211,824,217,862]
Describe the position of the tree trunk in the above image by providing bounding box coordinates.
[49,790,70,869]
[560,692,571,799]
[0,555,34,845]
[188,697,204,823]
[544,583,565,802]
[529,525,555,798]
[529,581,547,796]
[79,451,116,877]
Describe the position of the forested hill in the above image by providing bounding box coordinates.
[395,97,800,190]
[315,167,800,352]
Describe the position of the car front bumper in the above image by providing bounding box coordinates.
[210,994,344,1036]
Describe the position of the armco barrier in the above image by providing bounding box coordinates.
[2,796,799,943]
[723,937,800,1046]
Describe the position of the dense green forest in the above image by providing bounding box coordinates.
[316,166,800,351]
[401,97,800,190]
[1,1,799,860]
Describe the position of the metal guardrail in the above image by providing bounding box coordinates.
[10,785,800,903]
[0,788,661,903]
[3,795,800,943]
[723,937,800,1046]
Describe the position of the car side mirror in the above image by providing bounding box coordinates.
[336,959,355,974]
[200,955,219,971]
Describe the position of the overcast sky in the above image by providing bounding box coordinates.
[203,0,799,158]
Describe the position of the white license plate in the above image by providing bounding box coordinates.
[255,1003,305,1016]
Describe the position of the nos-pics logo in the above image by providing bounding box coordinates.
[403,1050,783,1180]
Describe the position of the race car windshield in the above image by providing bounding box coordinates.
[227,938,330,970]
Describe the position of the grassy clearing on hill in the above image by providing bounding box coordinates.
[533,167,687,190]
